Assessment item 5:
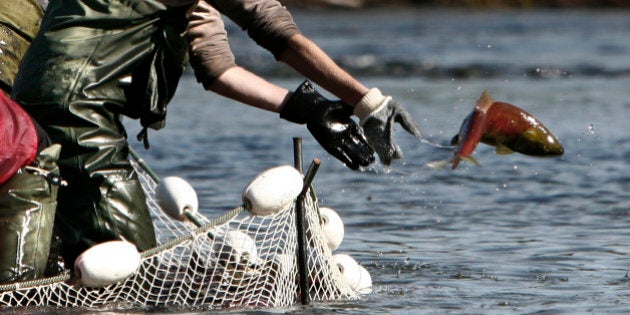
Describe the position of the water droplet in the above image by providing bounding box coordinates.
[586,123,595,134]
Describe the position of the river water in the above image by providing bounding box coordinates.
[123,7,630,315]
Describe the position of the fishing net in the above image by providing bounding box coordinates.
[0,154,360,311]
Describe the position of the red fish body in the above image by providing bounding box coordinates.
[450,108,486,169]
[450,91,563,169]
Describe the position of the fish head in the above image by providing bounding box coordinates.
[480,101,564,157]
[509,126,564,156]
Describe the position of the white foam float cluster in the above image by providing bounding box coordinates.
[156,175,264,273]
[243,165,372,294]
[154,167,303,275]
[81,166,372,295]
[74,175,200,289]
[319,206,372,294]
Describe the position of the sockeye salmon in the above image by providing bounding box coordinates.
[443,90,564,169]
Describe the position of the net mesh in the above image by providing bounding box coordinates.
[0,158,358,311]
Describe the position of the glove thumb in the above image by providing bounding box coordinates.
[392,103,422,138]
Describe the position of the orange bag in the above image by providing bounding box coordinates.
[0,92,38,185]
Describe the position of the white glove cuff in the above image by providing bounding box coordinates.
[354,88,391,126]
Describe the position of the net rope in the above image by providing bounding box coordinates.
[0,158,358,311]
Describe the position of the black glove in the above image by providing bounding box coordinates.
[281,80,375,170]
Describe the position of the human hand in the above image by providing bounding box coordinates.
[354,89,422,166]
[281,80,375,170]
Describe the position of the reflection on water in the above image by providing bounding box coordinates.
[125,7,630,314]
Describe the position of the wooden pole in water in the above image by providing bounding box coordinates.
[293,137,303,174]
[296,159,320,305]
[293,137,318,305]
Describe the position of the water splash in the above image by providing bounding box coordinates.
[416,136,452,149]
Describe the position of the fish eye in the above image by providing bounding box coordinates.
[450,134,460,145]
[546,135,555,143]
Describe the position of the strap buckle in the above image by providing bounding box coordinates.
[24,166,68,186]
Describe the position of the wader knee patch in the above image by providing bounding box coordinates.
[0,144,61,283]
[101,173,157,252]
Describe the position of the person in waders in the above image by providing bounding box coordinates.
[0,0,64,284]
[11,0,422,272]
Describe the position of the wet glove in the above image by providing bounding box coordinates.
[354,88,422,166]
[281,80,375,170]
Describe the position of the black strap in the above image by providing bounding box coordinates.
[136,127,150,149]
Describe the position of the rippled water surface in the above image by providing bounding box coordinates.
[121,8,629,315]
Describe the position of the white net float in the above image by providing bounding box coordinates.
[333,254,361,290]
[333,253,371,294]
[156,176,199,221]
[242,165,303,216]
[73,241,141,288]
[213,230,261,267]
[356,265,373,294]
[319,207,344,251]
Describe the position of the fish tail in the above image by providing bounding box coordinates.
[460,155,481,167]
[427,155,481,170]
[450,155,481,170]
[451,158,462,170]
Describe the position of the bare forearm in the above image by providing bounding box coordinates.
[278,34,369,106]
[207,66,290,113]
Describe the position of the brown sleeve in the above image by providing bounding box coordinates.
[186,1,237,87]
[205,0,301,59]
